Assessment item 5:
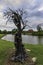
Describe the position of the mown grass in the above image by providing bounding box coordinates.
[25,44,43,65]
[0,34,5,39]
[0,39,14,65]
[0,34,43,65]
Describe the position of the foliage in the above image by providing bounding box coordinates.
[0,30,2,33]
[2,30,7,34]
[37,25,42,32]
[12,29,17,34]
[32,31,43,36]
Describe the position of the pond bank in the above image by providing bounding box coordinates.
[0,34,5,39]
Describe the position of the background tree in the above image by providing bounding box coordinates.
[12,29,17,34]
[0,30,2,34]
[37,24,42,32]
[4,8,28,62]
[3,30,7,34]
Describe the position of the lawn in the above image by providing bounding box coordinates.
[0,34,5,39]
[0,34,43,65]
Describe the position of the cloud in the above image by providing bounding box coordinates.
[0,5,4,11]
[0,0,36,9]
[0,0,43,30]
[38,6,43,11]
[29,11,43,18]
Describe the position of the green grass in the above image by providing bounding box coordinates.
[0,34,43,65]
[0,40,43,65]
[25,44,43,65]
[0,34,5,38]
[0,39,14,65]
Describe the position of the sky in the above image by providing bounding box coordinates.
[0,0,43,31]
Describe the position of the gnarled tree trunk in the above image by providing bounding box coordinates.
[4,8,28,63]
[13,21,27,62]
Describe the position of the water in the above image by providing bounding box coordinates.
[2,34,43,44]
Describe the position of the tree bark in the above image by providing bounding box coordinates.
[12,21,27,63]
[14,32,27,63]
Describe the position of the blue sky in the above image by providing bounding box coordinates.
[0,0,43,30]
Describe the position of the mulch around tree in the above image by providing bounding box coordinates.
[4,48,36,65]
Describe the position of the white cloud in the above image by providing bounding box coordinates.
[0,12,3,17]
[38,6,43,11]
[27,0,36,6]
[0,5,4,11]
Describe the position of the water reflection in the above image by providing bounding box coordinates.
[1,34,43,44]
[38,36,43,44]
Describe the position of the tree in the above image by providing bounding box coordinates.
[37,24,42,32]
[4,8,28,62]
[12,29,17,34]
[0,30,2,33]
[3,30,7,34]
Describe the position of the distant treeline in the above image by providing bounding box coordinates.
[0,29,17,34]
[32,31,43,36]
[0,29,43,36]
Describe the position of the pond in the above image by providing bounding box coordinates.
[1,34,43,44]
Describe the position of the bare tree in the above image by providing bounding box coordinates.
[4,8,28,62]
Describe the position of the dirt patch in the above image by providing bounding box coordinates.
[4,48,36,65]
